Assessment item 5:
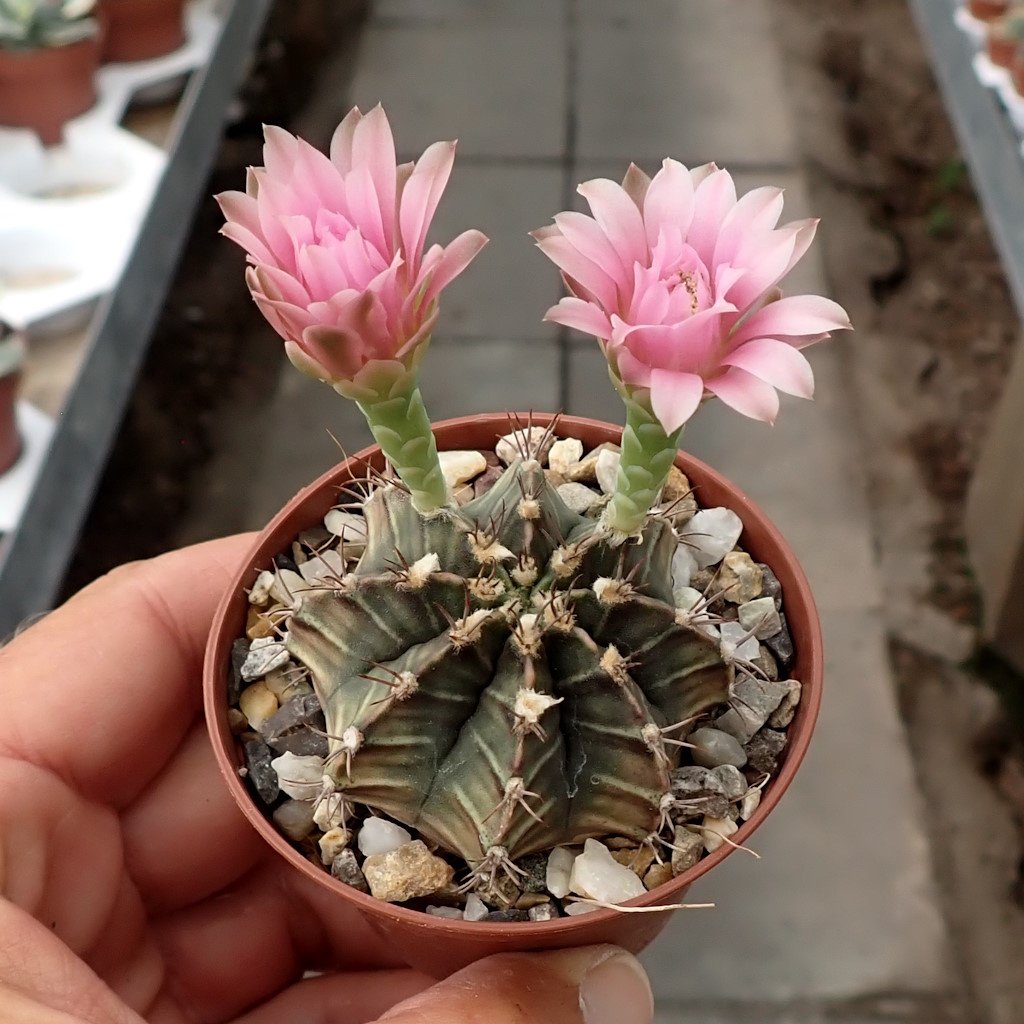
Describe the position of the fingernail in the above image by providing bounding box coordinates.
[579,950,654,1024]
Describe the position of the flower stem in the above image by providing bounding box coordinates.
[356,379,448,514]
[603,396,682,536]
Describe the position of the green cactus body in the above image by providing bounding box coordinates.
[286,455,733,883]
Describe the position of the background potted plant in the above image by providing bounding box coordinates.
[96,0,185,63]
[205,107,849,975]
[987,6,1024,67]
[0,326,24,475]
[0,0,99,145]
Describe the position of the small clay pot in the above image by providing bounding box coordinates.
[204,412,824,977]
[0,37,99,146]
[971,0,1009,21]
[0,336,25,476]
[98,0,186,63]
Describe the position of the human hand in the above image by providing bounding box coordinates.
[0,536,654,1023]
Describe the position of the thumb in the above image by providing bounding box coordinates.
[376,944,654,1024]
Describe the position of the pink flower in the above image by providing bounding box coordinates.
[534,161,851,432]
[217,106,487,384]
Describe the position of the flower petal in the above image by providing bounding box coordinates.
[399,140,456,275]
[351,104,398,252]
[731,294,852,345]
[621,162,652,210]
[553,211,631,289]
[577,177,648,271]
[421,228,488,305]
[687,168,737,266]
[705,367,780,423]
[329,106,362,175]
[543,296,613,339]
[712,186,785,268]
[649,369,705,433]
[262,124,300,179]
[723,338,815,398]
[643,158,695,251]
[534,233,619,309]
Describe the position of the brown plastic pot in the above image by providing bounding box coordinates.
[204,412,824,978]
[98,0,186,63]
[0,37,99,146]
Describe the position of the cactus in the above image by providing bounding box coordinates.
[285,436,733,887]
[0,0,97,48]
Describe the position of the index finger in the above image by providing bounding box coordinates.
[0,534,254,808]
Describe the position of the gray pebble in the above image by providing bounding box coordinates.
[762,613,795,671]
[745,728,788,775]
[272,798,315,841]
[241,638,290,682]
[261,694,328,757]
[670,765,717,797]
[715,676,792,744]
[517,852,550,894]
[751,645,779,680]
[768,679,802,729]
[670,827,704,874]
[556,481,601,514]
[229,638,250,705]
[710,764,746,801]
[687,727,748,769]
[485,909,529,922]
[528,901,560,921]
[243,739,279,804]
[331,848,370,893]
[757,564,784,609]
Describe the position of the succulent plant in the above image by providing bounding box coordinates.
[286,437,732,885]
[0,0,96,48]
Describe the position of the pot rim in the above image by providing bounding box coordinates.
[203,411,823,937]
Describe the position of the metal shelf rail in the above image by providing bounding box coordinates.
[0,0,273,637]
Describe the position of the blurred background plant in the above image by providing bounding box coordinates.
[0,0,97,49]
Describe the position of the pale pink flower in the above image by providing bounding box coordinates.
[534,161,851,432]
[217,106,487,384]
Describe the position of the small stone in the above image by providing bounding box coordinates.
[710,764,747,800]
[687,727,748,769]
[745,728,788,775]
[719,552,763,604]
[568,442,619,483]
[517,852,550,893]
[762,613,795,670]
[248,570,276,607]
[487,871,522,908]
[298,549,346,583]
[453,483,475,505]
[318,827,353,865]
[678,508,743,569]
[363,840,454,902]
[357,817,413,857]
[463,893,489,921]
[758,564,783,608]
[738,596,781,639]
[323,510,368,552]
[564,902,600,916]
[545,469,567,487]
[751,644,779,680]
[496,427,553,465]
[473,464,505,497]
[239,682,279,730]
[715,676,792,744]
[241,637,290,682]
[227,708,248,734]
[243,739,279,804]
[662,464,694,506]
[271,751,325,801]
[313,790,349,831]
[438,449,487,489]
[297,527,332,549]
[671,827,704,874]
[528,901,559,921]
[610,845,656,878]
[548,436,583,476]
[739,786,762,820]
[426,905,464,920]
[485,909,530,922]
[768,679,803,728]
[272,799,315,841]
[515,891,552,910]
[670,765,719,797]
[261,694,328,757]
[584,493,610,518]
[701,816,737,853]
[246,607,277,640]
[546,846,575,899]
[331,848,370,892]
[228,638,250,704]
[269,569,308,606]
[643,861,674,890]
[595,448,621,495]
[672,546,698,591]
[719,620,760,663]
[570,839,646,904]
[557,481,601,513]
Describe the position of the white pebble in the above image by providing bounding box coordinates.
[248,570,275,606]
[720,620,760,662]
[299,549,346,582]
[496,427,551,465]
[426,905,464,920]
[270,568,309,605]
[313,790,348,831]
[702,816,738,853]
[569,838,646,904]
[672,546,698,590]
[740,787,762,821]
[438,450,487,489]
[318,827,352,865]
[270,752,325,801]
[595,448,621,495]
[239,682,278,729]
[678,508,743,568]
[546,845,575,899]
[548,437,583,476]
[241,637,290,681]
[564,901,600,916]
[323,509,368,545]
[738,596,782,639]
[673,585,703,613]
[463,893,489,921]
[557,481,601,513]
[357,816,413,857]
[273,799,315,841]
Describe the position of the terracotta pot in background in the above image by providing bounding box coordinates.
[1013,44,1024,95]
[971,0,1009,21]
[988,22,1019,67]
[0,37,99,146]
[204,412,824,977]
[0,335,25,476]
[98,0,186,63]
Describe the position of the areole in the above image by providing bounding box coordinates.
[203,411,824,978]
